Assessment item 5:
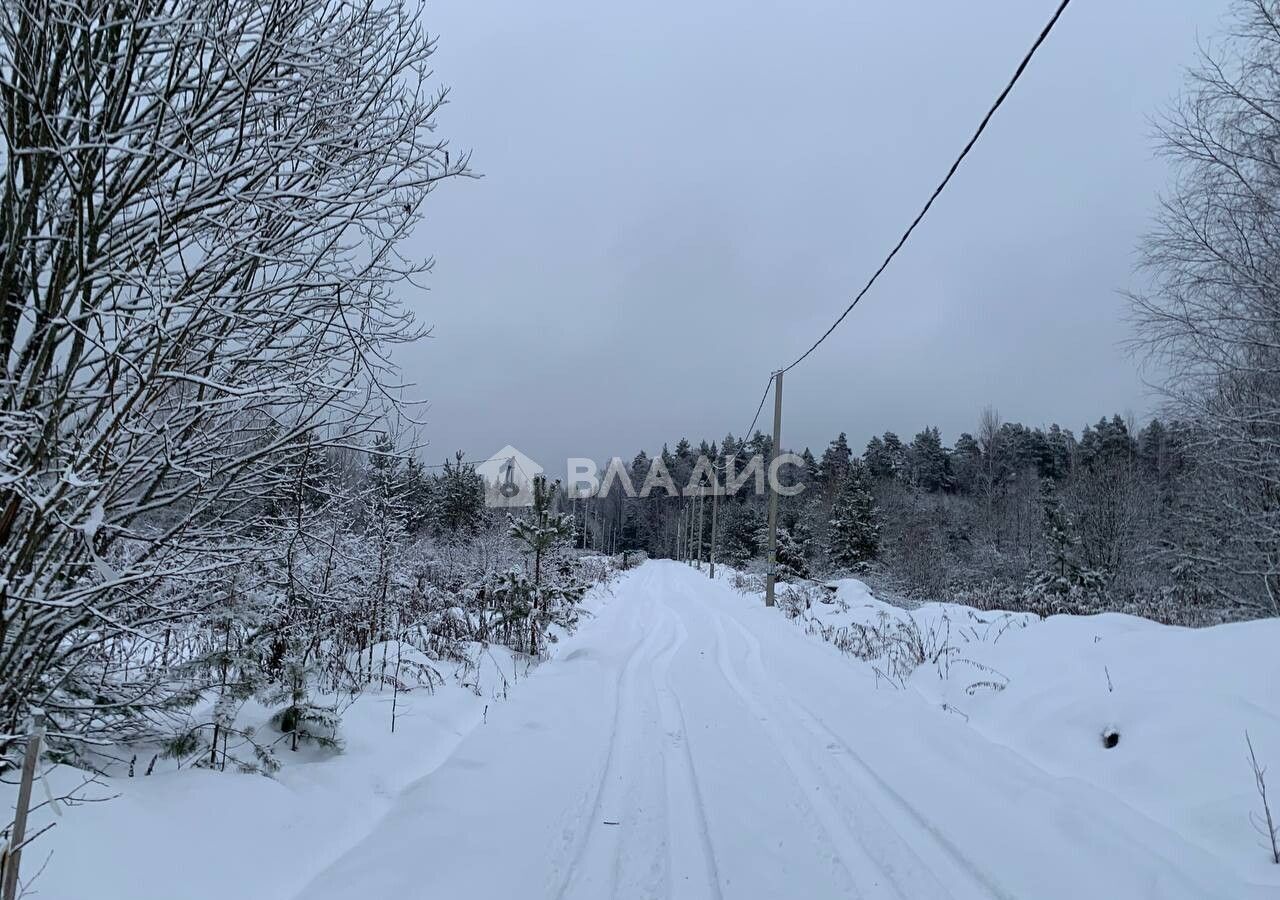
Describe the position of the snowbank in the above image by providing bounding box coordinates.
[1,584,619,900]
[782,576,1280,884]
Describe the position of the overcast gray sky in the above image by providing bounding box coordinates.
[401,0,1233,471]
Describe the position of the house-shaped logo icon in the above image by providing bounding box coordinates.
[475,445,543,508]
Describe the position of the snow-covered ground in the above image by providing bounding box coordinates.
[8,642,528,900]
[9,560,1280,898]
[778,576,1280,891]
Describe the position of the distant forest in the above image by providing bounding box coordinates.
[562,409,1231,625]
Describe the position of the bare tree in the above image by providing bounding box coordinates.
[1129,0,1280,615]
[976,406,1003,543]
[0,0,467,762]
[1064,460,1155,582]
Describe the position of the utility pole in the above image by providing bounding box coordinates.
[695,488,705,570]
[709,460,719,579]
[676,504,684,561]
[765,370,783,607]
[686,500,693,565]
[684,503,690,562]
[675,504,686,560]
[686,499,694,565]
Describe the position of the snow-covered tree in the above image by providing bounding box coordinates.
[719,502,762,566]
[827,466,880,569]
[819,433,853,504]
[508,476,576,655]
[864,432,907,481]
[950,433,983,495]
[0,0,467,762]
[908,427,950,493]
[1026,479,1104,609]
[1127,0,1280,615]
[753,518,808,580]
[432,452,486,534]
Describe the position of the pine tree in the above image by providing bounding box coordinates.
[719,501,762,565]
[864,435,888,478]
[827,465,880,569]
[819,432,853,503]
[748,429,772,461]
[1044,423,1075,480]
[865,432,907,481]
[1078,415,1137,469]
[788,515,815,570]
[1040,478,1076,583]
[432,450,485,533]
[775,526,809,580]
[1026,478,1104,608]
[800,448,821,490]
[400,458,435,533]
[756,521,808,580]
[508,475,576,655]
[171,580,284,773]
[908,426,950,492]
[951,432,982,494]
[720,433,746,472]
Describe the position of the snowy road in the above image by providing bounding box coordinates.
[295,561,1251,900]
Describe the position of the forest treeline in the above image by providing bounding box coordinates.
[563,410,1231,625]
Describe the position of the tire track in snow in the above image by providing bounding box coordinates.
[712,583,1218,900]
[650,596,725,900]
[671,584,894,899]
[550,579,672,900]
[716,608,1013,900]
[598,601,683,900]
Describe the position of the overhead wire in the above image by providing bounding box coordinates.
[441,2,1074,476]
[776,0,1074,377]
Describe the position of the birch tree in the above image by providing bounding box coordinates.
[1129,0,1280,615]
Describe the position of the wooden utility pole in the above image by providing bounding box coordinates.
[709,461,719,579]
[695,488,704,570]
[686,501,694,565]
[683,504,689,562]
[765,370,783,607]
[676,504,684,561]
[3,715,45,900]
[686,500,694,565]
[681,503,687,561]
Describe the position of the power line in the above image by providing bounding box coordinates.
[444,0,1067,481]
[779,0,1073,376]
[703,371,777,473]
[421,457,483,469]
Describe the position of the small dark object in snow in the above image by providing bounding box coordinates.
[603,820,620,826]
[1102,730,1120,749]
